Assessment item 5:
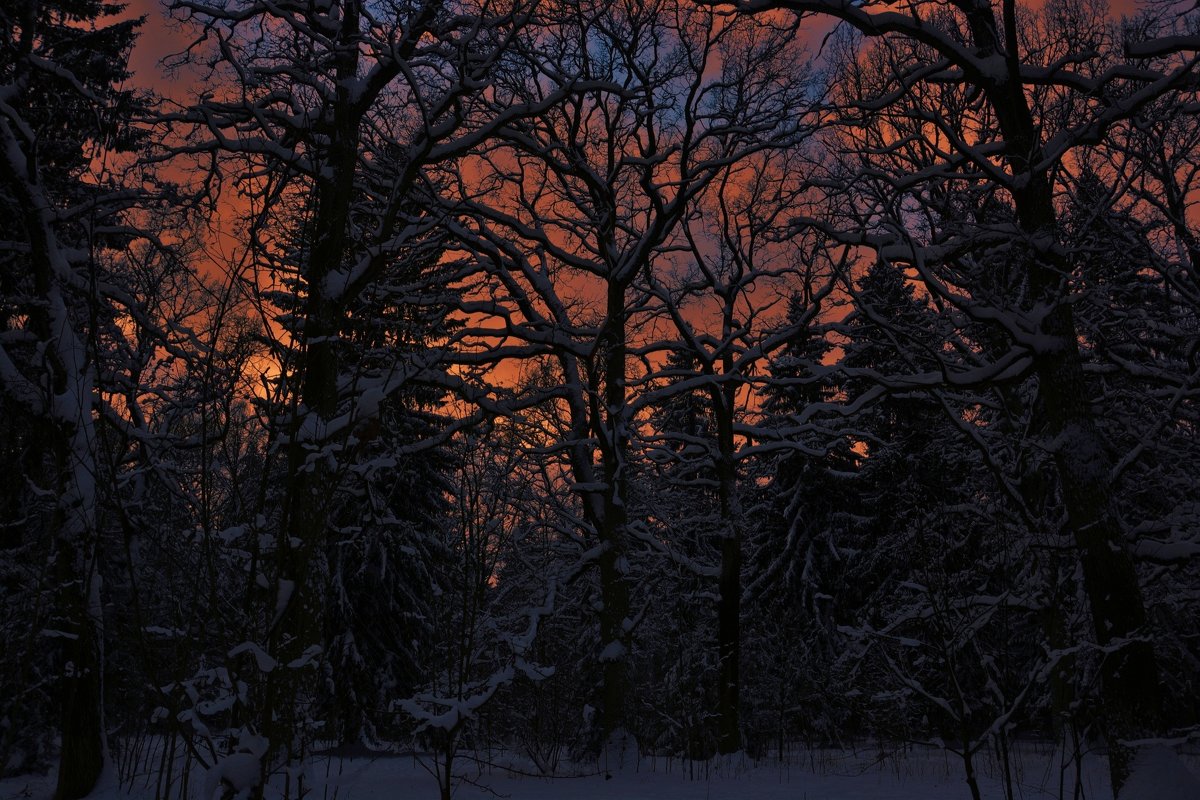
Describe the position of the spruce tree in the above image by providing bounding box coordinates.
[0,0,142,795]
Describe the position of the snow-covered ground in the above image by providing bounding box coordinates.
[303,748,1109,800]
[9,741,1181,800]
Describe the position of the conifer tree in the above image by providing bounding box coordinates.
[0,0,144,795]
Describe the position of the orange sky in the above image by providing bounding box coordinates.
[123,0,1143,92]
[124,1,187,92]
[114,0,1150,400]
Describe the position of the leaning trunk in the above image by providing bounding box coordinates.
[967,5,1164,787]
[1030,313,1163,787]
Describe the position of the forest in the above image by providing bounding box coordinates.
[2,0,1199,798]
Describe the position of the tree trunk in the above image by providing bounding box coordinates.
[52,436,104,800]
[596,280,632,740]
[713,379,741,755]
[54,582,104,800]
[0,114,107,800]
[1031,320,1163,788]
[715,515,741,755]
[597,519,632,740]
[262,4,365,771]
[964,5,1164,789]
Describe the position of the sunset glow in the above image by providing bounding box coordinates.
[3,1,1200,799]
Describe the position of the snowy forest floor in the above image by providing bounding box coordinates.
[9,742,1200,800]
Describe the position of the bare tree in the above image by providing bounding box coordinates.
[444,0,812,747]
[716,0,1200,789]
[638,138,833,753]
[156,0,558,778]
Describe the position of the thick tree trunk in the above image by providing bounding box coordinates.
[1,114,107,800]
[965,6,1164,789]
[1031,313,1163,788]
[54,580,104,800]
[596,280,632,740]
[597,515,632,740]
[52,428,104,800]
[261,6,364,774]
